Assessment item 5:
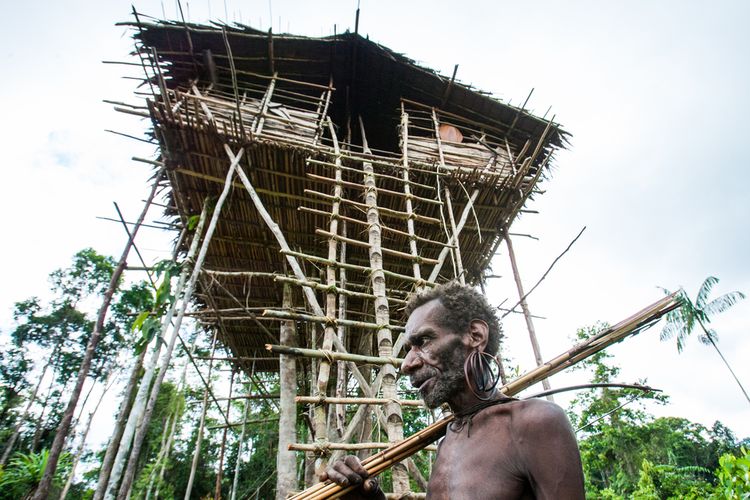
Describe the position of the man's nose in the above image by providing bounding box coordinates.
[400,348,422,375]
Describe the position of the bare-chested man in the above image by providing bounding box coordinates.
[321,283,585,499]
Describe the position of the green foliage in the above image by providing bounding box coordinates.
[571,323,746,498]
[0,449,71,499]
[713,448,750,499]
[133,260,180,354]
[632,459,714,499]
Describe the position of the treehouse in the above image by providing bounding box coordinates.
[121,15,566,498]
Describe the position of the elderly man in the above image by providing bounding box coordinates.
[321,283,585,499]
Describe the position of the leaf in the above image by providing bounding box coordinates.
[704,291,745,317]
[187,214,201,230]
[131,311,151,333]
[695,276,719,309]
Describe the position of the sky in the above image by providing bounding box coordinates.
[0,0,748,447]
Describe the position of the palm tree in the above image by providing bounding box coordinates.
[660,276,748,405]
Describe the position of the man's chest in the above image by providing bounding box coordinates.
[426,425,530,500]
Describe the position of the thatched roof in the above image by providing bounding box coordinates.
[123,16,567,372]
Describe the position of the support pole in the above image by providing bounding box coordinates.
[359,118,409,496]
[117,150,244,500]
[185,328,220,500]
[41,171,165,500]
[230,385,251,500]
[503,228,552,398]
[276,283,298,500]
[215,369,235,499]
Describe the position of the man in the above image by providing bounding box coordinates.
[321,282,585,499]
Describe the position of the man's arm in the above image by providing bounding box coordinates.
[514,400,585,500]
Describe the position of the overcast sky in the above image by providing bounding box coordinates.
[1,0,748,441]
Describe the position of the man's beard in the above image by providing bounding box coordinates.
[420,346,467,409]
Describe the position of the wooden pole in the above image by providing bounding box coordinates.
[503,228,553,398]
[444,187,466,284]
[230,385,251,500]
[399,108,423,288]
[277,283,299,499]
[359,118,409,496]
[185,328,220,500]
[38,171,165,500]
[215,369,236,499]
[117,150,244,500]
[427,189,480,283]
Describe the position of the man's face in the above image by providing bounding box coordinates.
[402,299,469,408]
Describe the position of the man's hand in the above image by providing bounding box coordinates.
[319,456,385,500]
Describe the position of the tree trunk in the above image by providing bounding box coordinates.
[230,393,250,500]
[184,329,219,500]
[117,153,237,500]
[94,348,146,500]
[32,172,164,500]
[60,373,116,500]
[277,283,298,499]
[104,199,209,500]
[698,321,750,405]
[0,340,59,465]
[32,176,163,499]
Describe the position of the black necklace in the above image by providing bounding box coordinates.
[448,394,517,437]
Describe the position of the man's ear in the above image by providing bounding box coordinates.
[467,319,489,351]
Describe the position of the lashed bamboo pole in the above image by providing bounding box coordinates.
[305,190,442,224]
[296,397,424,407]
[298,207,450,248]
[315,230,439,265]
[306,172,443,206]
[427,188,480,283]
[359,118,409,495]
[334,221,348,438]
[443,187,465,284]
[274,276,407,305]
[281,250,437,287]
[262,311,405,332]
[292,293,680,499]
[399,108,423,287]
[267,344,403,366]
[310,120,345,475]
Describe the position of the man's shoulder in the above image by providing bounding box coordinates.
[484,398,569,431]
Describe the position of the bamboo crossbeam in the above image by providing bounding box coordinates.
[267,344,403,366]
[291,293,680,499]
[304,190,442,224]
[281,250,437,288]
[289,443,437,452]
[295,396,424,407]
[315,230,440,265]
[273,276,408,305]
[306,158,436,191]
[305,172,443,206]
[299,207,452,248]
[261,311,405,332]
